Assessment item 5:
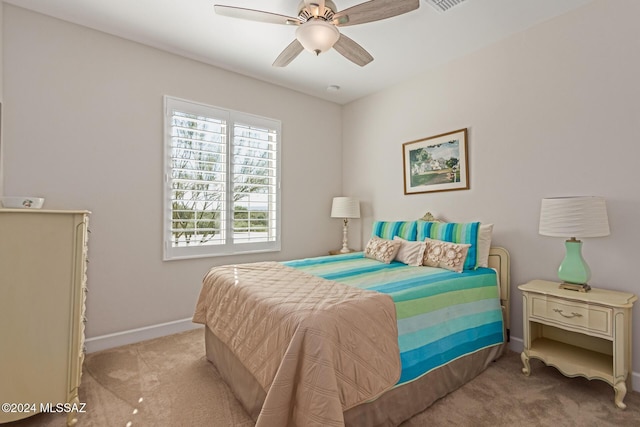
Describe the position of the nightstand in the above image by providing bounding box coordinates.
[329,249,355,255]
[519,280,637,409]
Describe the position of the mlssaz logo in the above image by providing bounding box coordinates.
[40,402,87,413]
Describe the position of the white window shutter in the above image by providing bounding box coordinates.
[163,96,281,260]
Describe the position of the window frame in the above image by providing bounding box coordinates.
[163,96,281,261]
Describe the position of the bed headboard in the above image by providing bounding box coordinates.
[488,246,510,338]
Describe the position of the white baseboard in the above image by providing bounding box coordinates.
[84,318,203,353]
[508,336,524,353]
[508,336,639,393]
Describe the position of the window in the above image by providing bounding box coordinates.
[163,96,281,260]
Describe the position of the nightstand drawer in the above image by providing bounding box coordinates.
[530,295,612,338]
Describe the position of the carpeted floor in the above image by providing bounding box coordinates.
[7,328,640,426]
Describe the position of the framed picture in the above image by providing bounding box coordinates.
[402,128,469,195]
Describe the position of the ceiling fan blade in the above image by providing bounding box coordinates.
[273,39,304,67]
[214,5,300,25]
[333,0,419,27]
[333,34,374,67]
[303,0,326,17]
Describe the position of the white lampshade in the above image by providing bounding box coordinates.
[331,197,360,219]
[539,196,610,238]
[296,19,340,55]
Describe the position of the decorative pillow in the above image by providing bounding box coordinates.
[476,223,494,268]
[371,221,417,241]
[364,236,402,264]
[417,221,480,270]
[393,236,426,266]
[422,238,470,273]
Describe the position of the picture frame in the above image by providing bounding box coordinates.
[402,128,469,195]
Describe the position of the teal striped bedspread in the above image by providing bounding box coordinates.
[283,252,505,386]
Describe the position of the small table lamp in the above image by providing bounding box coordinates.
[539,196,610,292]
[331,197,360,253]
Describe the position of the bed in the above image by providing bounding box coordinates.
[193,219,510,427]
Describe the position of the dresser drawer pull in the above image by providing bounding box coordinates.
[553,308,583,318]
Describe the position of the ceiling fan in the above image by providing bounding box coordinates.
[214,0,420,67]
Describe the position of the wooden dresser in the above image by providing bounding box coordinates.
[0,209,89,426]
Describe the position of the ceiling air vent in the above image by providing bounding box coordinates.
[424,0,467,13]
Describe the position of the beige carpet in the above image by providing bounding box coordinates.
[7,329,640,427]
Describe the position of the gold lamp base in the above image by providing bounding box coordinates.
[559,282,591,292]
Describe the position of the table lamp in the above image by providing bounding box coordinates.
[331,197,360,253]
[538,196,610,292]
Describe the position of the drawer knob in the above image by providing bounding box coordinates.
[553,308,582,318]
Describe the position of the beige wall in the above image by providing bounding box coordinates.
[4,0,640,387]
[2,5,343,339]
[343,0,640,386]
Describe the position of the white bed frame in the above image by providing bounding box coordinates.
[488,246,511,340]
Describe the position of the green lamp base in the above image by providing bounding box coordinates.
[557,238,591,292]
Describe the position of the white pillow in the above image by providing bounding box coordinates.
[476,224,494,268]
[393,236,427,266]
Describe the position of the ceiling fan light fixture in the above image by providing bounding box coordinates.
[296,19,340,55]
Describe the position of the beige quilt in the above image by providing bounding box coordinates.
[192,261,400,427]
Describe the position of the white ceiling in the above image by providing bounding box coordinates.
[4,0,594,104]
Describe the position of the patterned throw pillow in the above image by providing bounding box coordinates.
[364,236,402,264]
[422,238,470,273]
[417,221,479,270]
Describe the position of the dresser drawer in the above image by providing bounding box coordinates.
[530,295,612,338]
